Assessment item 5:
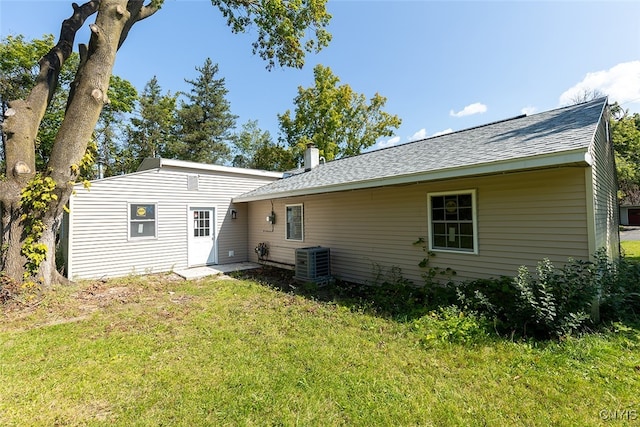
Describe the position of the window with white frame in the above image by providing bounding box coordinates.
[428,190,477,253]
[129,203,157,239]
[286,204,303,241]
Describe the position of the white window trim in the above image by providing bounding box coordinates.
[427,189,478,255]
[285,204,304,241]
[128,202,158,240]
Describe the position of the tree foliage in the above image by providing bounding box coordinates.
[278,64,401,161]
[231,120,296,171]
[212,0,331,69]
[0,34,55,105]
[610,103,640,204]
[1,35,137,179]
[1,35,75,172]
[175,59,237,164]
[120,76,177,174]
[93,75,138,179]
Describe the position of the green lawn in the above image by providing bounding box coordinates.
[1,274,639,426]
[621,240,640,262]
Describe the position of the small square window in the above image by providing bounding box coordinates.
[129,203,157,239]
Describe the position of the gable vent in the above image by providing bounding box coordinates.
[187,175,199,191]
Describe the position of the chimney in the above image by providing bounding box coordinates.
[304,143,320,171]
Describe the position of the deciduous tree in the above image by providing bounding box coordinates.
[94,75,137,178]
[278,64,401,161]
[1,35,76,171]
[610,103,640,204]
[231,120,295,171]
[0,0,331,287]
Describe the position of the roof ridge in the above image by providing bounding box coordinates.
[235,97,606,202]
[336,97,608,162]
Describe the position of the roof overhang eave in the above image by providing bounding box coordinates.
[233,149,592,203]
[139,157,284,179]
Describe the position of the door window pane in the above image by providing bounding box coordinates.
[193,210,211,238]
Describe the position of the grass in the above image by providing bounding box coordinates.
[621,240,640,262]
[1,272,639,426]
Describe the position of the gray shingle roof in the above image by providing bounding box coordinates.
[235,98,607,202]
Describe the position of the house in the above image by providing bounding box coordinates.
[620,205,640,226]
[234,98,619,284]
[62,158,282,280]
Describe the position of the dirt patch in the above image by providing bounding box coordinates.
[0,273,186,330]
[76,284,136,308]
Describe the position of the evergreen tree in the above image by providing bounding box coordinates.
[122,76,177,173]
[176,59,237,164]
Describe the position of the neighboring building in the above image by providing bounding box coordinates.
[620,205,640,226]
[62,158,282,280]
[234,98,619,284]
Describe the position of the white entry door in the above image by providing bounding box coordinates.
[188,207,216,266]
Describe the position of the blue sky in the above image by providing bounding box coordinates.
[2,0,640,151]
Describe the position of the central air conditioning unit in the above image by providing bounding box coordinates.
[295,247,331,284]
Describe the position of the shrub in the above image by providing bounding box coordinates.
[412,305,491,346]
[361,264,430,319]
[512,258,596,338]
[599,254,640,323]
[452,252,640,339]
[454,276,517,332]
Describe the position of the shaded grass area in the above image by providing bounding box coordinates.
[1,273,639,426]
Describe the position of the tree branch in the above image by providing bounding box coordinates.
[2,1,99,181]
[30,1,100,120]
[48,0,147,186]
[118,1,161,49]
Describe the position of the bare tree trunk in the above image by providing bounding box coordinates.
[0,0,158,287]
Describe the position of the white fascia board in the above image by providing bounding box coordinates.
[234,149,591,202]
[156,158,283,179]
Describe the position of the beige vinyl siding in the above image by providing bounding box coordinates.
[68,168,276,280]
[588,118,620,259]
[246,167,590,284]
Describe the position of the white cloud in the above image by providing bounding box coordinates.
[559,61,640,107]
[450,102,488,118]
[408,128,453,142]
[521,106,537,115]
[375,135,401,150]
[410,128,427,141]
[432,128,453,137]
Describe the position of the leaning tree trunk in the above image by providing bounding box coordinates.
[0,0,158,287]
